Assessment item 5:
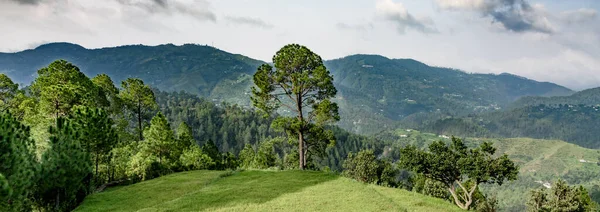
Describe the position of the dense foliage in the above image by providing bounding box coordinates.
[421,104,600,148]
[527,179,596,212]
[399,137,519,210]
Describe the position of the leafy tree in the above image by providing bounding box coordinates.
[144,112,177,166]
[399,137,519,210]
[221,152,239,170]
[179,146,214,171]
[342,149,379,184]
[377,159,399,187]
[254,138,279,169]
[238,144,256,169]
[120,78,157,141]
[527,179,597,212]
[31,60,101,119]
[69,106,118,183]
[0,74,18,112]
[251,44,339,169]
[0,113,37,211]
[35,118,93,211]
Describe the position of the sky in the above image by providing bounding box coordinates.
[0,0,599,90]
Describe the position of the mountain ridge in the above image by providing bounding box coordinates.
[0,42,576,135]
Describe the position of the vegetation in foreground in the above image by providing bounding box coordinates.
[76,170,462,212]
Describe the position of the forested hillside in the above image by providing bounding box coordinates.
[0,42,263,105]
[0,43,574,135]
[326,55,573,133]
[419,88,600,148]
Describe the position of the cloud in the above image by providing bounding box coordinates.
[225,16,273,29]
[376,0,437,34]
[115,0,217,22]
[436,0,554,34]
[559,8,597,24]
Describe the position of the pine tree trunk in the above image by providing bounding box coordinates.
[137,101,142,141]
[296,93,305,170]
[298,132,305,170]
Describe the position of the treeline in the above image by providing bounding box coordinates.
[415,104,600,148]
[0,60,377,211]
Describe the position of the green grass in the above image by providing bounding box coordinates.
[76,170,462,212]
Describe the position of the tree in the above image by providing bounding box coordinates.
[120,78,157,141]
[0,74,18,112]
[179,146,214,171]
[399,137,519,210]
[238,144,256,169]
[251,44,339,170]
[201,140,222,170]
[31,60,101,119]
[342,150,379,184]
[35,118,92,211]
[176,122,195,150]
[91,74,122,114]
[0,113,37,211]
[144,112,177,167]
[69,106,118,183]
[527,179,597,212]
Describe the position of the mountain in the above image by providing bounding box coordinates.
[76,170,461,211]
[0,43,574,134]
[326,55,573,133]
[510,87,600,108]
[419,88,600,148]
[0,42,263,105]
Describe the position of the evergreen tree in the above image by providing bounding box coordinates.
[0,74,18,112]
[251,44,339,169]
[120,78,157,141]
[69,106,118,184]
[144,112,177,167]
[31,60,102,119]
[176,122,195,150]
[0,113,37,211]
[35,118,93,211]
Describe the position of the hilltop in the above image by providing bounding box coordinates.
[75,170,461,212]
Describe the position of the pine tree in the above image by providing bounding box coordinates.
[36,118,93,211]
[0,113,37,211]
[69,106,118,184]
[144,112,176,167]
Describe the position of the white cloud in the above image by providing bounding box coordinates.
[376,0,437,34]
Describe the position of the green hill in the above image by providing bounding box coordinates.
[75,170,461,212]
[379,129,600,211]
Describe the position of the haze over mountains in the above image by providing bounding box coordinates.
[1,42,597,143]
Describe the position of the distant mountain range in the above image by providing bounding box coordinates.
[0,42,586,137]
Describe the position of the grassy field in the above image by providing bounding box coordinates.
[76,170,462,212]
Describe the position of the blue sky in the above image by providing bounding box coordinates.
[0,0,599,90]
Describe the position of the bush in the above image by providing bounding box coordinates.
[179,145,215,171]
[342,150,380,184]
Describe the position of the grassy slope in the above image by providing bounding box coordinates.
[384,129,600,211]
[76,170,462,212]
